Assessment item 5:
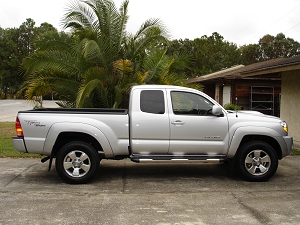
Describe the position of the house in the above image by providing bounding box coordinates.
[187,55,300,148]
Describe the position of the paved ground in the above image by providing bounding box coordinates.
[0,157,300,225]
[1,100,300,224]
[0,100,58,122]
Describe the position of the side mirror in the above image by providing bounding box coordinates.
[212,105,224,117]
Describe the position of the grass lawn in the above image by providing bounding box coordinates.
[292,148,300,155]
[0,122,40,158]
[0,122,299,157]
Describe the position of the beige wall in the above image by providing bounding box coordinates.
[281,70,300,148]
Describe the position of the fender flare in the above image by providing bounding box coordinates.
[42,122,113,157]
[227,126,281,158]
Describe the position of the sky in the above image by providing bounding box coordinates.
[1,0,300,46]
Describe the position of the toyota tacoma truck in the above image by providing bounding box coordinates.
[12,85,293,184]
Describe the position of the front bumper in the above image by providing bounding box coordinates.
[282,136,293,157]
[12,137,27,153]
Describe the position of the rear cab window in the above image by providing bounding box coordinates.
[140,90,165,114]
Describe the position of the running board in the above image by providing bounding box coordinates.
[130,154,227,163]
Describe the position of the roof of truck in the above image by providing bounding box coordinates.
[132,84,193,90]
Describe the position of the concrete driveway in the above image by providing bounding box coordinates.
[1,100,300,224]
[0,157,300,224]
[0,100,58,122]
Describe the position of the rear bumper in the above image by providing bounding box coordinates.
[282,136,293,157]
[12,137,27,153]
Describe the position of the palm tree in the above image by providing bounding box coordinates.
[63,0,173,108]
[21,31,83,107]
[21,0,192,108]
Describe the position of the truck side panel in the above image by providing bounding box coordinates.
[18,113,129,157]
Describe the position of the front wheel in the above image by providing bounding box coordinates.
[55,141,100,184]
[236,141,278,182]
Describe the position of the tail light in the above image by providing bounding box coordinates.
[16,117,24,137]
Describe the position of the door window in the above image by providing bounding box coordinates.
[171,91,213,116]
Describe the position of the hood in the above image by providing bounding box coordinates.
[226,110,282,121]
[227,110,262,115]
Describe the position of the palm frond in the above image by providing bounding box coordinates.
[76,66,110,107]
[76,78,103,107]
[63,0,97,30]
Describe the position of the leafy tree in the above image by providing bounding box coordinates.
[18,18,37,56]
[259,33,300,60]
[241,33,300,65]
[193,32,241,75]
[34,22,58,51]
[0,27,23,98]
[166,39,194,77]
[240,44,260,65]
[0,19,60,99]
[167,33,241,77]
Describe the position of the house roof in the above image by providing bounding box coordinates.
[240,55,300,77]
[187,65,245,83]
[187,55,300,84]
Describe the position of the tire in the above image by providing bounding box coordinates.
[236,141,278,182]
[55,141,100,184]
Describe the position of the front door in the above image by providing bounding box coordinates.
[168,91,229,155]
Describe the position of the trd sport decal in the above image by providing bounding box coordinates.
[24,120,46,127]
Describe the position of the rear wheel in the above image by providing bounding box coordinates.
[55,141,100,184]
[236,141,278,182]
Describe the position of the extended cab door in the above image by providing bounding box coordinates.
[168,90,229,155]
[129,88,170,154]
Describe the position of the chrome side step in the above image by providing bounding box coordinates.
[130,155,227,163]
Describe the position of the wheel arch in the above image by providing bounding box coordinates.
[43,122,113,158]
[237,135,282,159]
[51,132,104,158]
[227,126,283,159]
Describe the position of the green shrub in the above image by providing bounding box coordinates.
[224,103,242,110]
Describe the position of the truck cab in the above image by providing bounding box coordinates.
[129,85,228,160]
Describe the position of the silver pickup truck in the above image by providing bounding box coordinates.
[12,85,293,184]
